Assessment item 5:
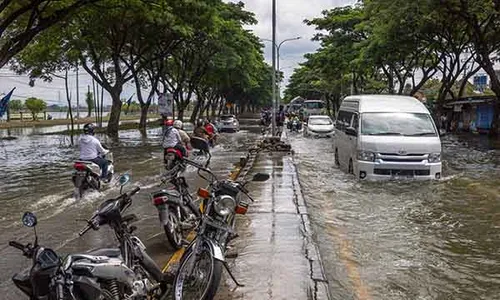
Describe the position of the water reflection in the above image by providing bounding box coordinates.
[291,134,500,300]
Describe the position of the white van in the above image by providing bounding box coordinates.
[303,100,326,119]
[333,95,442,180]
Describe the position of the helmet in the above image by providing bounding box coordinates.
[164,119,174,127]
[197,119,203,127]
[83,123,95,135]
[173,120,183,129]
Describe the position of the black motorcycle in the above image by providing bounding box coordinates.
[173,159,269,300]
[72,147,114,199]
[153,138,210,249]
[79,175,170,299]
[10,212,140,300]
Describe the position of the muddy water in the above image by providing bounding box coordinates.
[290,133,500,300]
[0,127,259,299]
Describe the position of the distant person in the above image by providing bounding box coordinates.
[79,123,109,182]
[174,120,191,150]
[194,119,210,140]
[162,119,187,158]
[276,105,285,136]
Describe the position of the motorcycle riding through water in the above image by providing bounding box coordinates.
[9,207,161,300]
[173,158,270,300]
[77,174,171,299]
[153,139,211,250]
[72,147,114,199]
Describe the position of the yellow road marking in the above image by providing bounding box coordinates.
[327,224,371,300]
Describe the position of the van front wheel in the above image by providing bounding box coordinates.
[348,159,354,175]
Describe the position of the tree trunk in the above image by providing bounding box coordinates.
[64,69,74,145]
[107,92,122,137]
[191,98,203,123]
[139,104,150,133]
[178,108,184,121]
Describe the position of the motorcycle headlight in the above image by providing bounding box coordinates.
[166,153,176,160]
[357,150,375,162]
[214,195,236,216]
[428,153,441,163]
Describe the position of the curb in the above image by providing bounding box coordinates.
[290,157,332,300]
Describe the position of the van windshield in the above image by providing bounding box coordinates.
[304,102,324,109]
[361,113,437,136]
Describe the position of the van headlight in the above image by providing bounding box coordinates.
[357,150,375,162]
[214,195,236,216]
[428,153,441,163]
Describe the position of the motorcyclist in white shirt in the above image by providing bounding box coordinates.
[163,119,187,159]
[79,123,110,182]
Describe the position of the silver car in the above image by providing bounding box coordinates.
[217,115,240,132]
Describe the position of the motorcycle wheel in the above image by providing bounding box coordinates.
[164,212,183,250]
[174,246,222,300]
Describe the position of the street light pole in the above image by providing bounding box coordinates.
[271,0,277,137]
[261,37,301,112]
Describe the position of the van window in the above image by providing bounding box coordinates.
[360,112,437,136]
[304,101,325,109]
[335,110,353,130]
[351,114,359,130]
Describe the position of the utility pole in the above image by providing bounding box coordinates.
[76,63,80,119]
[271,0,277,137]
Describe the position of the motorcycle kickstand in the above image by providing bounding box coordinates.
[223,261,245,287]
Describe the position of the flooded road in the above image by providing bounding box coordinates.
[290,132,500,300]
[0,126,259,299]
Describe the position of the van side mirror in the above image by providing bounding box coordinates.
[345,127,357,136]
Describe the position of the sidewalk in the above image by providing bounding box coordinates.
[219,152,331,300]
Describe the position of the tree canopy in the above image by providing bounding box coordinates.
[285,0,500,134]
[8,0,272,136]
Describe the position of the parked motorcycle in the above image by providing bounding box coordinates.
[79,175,170,299]
[288,119,301,132]
[155,139,210,249]
[72,149,114,199]
[10,211,140,300]
[173,159,269,300]
[152,169,201,250]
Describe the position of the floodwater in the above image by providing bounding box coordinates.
[0,126,259,299]
[290,132,500,300]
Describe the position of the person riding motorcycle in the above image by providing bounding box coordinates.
[79,123,110,182]
[163,119,187,160]
[174,120,191,150]
[204,119,217,146]
[194,119,210,140]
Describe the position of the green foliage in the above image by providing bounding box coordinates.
[25,97,47,120]
[0,0,99,68]
[8,99,24,111]
[286,0,500,120]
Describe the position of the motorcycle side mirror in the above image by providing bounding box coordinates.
[251,173,270,182]
[118,174,130,193]
[22,212,38,247]
[22,212,37,227]
[119,174,130,186]
[191,137,210,153]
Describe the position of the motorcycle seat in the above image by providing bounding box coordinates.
[86,248,122,258]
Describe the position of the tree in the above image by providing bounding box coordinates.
[435,0,500,136]
[25,97,47,120]
[10,24,80,144]
[8,99,24,111]
[85,91,94,117]
[0,0,100,68]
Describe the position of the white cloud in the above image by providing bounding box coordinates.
[231,0,356,93]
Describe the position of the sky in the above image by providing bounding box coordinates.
[0,0,355,106]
